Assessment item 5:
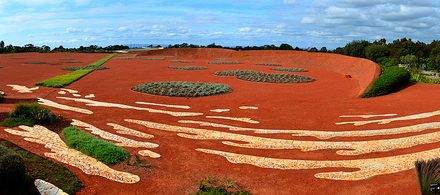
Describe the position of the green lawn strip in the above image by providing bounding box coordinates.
[36,54,116,88]
[36,69,94,88]
[0,140,83,194]
[361,66,411,98]
[63,126,130,165]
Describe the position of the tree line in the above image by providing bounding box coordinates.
[0,40,128,53]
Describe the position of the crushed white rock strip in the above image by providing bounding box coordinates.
[7,84,39,93]
[136,101,190,109]
[38,98,93,114]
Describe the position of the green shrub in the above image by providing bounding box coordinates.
[362,66,410,98]
[0,103,59,127]
[169,66,208,70]
[196,176,251,195]
[132,82,231,97]
[411,73,440,84]
[0,145,27,187]
[36,69,94,87]
[215,70,315,83]
[63,126,130,165]
[415,159,440,195]
[271,67,308,72]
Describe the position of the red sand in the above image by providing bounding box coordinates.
[1,49,437,195]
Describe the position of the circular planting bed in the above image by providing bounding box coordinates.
[132,82,231,97]
[215,70,315,83]
[168,66,208,70]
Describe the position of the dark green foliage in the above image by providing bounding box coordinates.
[255,63,281,66]
[366,44,390,62]
[215,70,315,83]
[196,176,251,195]
[24,61,49,64]
[377,57,399,68]
[0,140,83,194]
[62,65,108,71]
[0,103,59,127]
[336,40,371,58]
[63,126,130,165]
[169,66,208,70]
[0,92,3,101]
[362,66,411,98]
[208,61,242,64]
[133,82,231,97]
[415,158,440,195]
[271,67,308,72]
[0,145,27,187]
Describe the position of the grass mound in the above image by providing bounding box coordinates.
[256,63,281,66]
[169,66,208,70]
[63,126,130,165]
[362,66,410,98]
[0,103,59,127]
[415,158,440,195]
[0,140,83,194]
[271,67,308,72]
[132,82,231,97]
[62,65,108,71]
[196,176,251,195]
[208,61,242,64]
[37,69,94,88]
[215,70,315,83]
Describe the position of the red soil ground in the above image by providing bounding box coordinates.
[0,49,437,195]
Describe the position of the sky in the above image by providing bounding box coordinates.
[0,0,439,48]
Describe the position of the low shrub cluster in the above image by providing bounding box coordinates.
[168,66,208,70]
[415,158,440,195]
[255,63,282,66]
[0,140,83,194]
[411,73,440,84]
[63,126,130,165]
[62,65,108,71]
[208,61,242,64]
[132,81,231,97]
[37,69,94,87]
[170,60,191,63]
[362,66,411,98]
[0,103,59,127]
[271,67,308,72]
[215,70,315,83]
[196,176,251,195]
[0,145,28,191]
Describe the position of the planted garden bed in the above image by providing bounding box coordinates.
[168,66,208,70]
[132,81,231,97]
[215,70,315,83]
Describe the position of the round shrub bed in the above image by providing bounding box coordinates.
[132,82,231,97]
[215,70,315,83]
[169,66,208,70]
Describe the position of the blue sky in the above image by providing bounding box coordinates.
[0,0,439,48]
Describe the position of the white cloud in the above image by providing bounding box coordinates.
[301,16,315,24]
[239,27,252,34]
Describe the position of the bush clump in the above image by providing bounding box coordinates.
[0,103,59,127]
[362,66,410,98]
[196,176,251,195]
[169,66,208,70]
[415,158,440,195]
[271,67,308,72]
[63,126,130,165]
[215,70,315,83]
[132,82,231,97]
[0,145,27,188]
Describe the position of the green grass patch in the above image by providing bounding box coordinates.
[361,66,410,98]
[0,140,83,194]
[208,61,242,64]
[415,158,440,195]
[132,81,231,97]
[196,176,251,195]
[169,66,208,70]
[255,63,281,66]
[271,67,308,72]
[36,69,94,88]
[215,70,315,83]
[0,103,59,127]
[87,53,116,67]
[63,126,130,165]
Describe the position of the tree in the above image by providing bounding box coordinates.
[309,47,318,52]
[400,54,418,69]
[342,40,371,58]
[320,47,328,52]
[279,43,293,50]
[365,44,390,62]
[0,41,4,50]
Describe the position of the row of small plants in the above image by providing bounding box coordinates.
[132,81,232,97]
[168,66,208,70]
[208,61,242,64]
[170,59,191,63]
[271,67,308,72]
[255,63,282,66]
[142,57,165,60]
[361,66,410,98]
[215,70,315,83]
[36,54,115,87]
[62,65,109,71]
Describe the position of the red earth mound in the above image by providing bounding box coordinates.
[1,50,438,195]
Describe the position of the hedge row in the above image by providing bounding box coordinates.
[362,66,410,98]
